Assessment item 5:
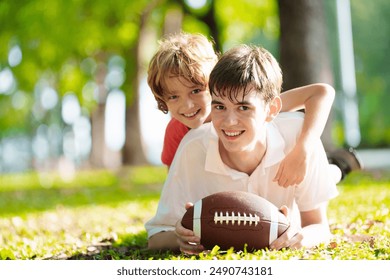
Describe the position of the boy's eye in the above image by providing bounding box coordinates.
[214,105,225,110]
[239,105,249,111]
[167,95,178,100]
[191,89,201,94]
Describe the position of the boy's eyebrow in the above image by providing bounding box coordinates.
[166,84,204,95]
[211,99,253,106]
[236,100,252,106]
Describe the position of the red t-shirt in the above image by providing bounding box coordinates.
[161,118,190,167]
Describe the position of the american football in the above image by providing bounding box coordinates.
[181,191,290,251]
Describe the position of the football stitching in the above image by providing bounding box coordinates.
[214,211,260,226]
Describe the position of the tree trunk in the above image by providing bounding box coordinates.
[199,0,221,52]
[123,92,148,165]
[163,6,183,35]
[278,0,334,88]
[179,0,220,52]
[278,0,335,150]
[122,41,148,165]
[122,2,160,165]
[90,103,106,168]
[89,61,123,169]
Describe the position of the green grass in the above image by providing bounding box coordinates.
[0,166,389,260]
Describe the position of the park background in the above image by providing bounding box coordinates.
[0,0,389,260]
[1,0,390,173]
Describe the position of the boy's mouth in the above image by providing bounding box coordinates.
[182,109,200,118]
[222,129,244,137]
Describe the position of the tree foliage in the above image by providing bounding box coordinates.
[0,0,153,164]
[0,0,389,171]
[1,0,151,100]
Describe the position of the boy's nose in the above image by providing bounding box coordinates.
[224,110,239,125]
[181,98,195,109]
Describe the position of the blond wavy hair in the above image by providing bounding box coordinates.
[147,32,218,113]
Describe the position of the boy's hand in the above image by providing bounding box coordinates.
[269,205,303,250]
[175,202,205,254]
[273,143,309,187]
[269,225,303,250]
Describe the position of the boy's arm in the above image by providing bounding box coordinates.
[275,83,335,187]
[298,204,332,248]
[148,218,203,254]
[270,203,331,250]
[148,231,180,251]
[147,202,202,253]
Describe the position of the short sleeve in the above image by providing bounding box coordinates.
[161,118,189,167]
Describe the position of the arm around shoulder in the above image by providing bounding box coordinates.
[280,83,335,113]
[273,83,335,187]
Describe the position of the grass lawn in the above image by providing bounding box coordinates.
[0,166,389,260]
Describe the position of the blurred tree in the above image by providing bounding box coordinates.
[0,0,281,171]
[2,0,388,173]
[0,0,154,168]
[277,0,335,150]
[174,0,220,50]
[122,0,160,165]
[350,0,390,147]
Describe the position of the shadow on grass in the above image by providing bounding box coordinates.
[61,232,179,260]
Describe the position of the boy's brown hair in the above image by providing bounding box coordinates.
[147,32,218,113]
[209,44,283,104]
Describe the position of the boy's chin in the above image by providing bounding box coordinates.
[182,118,206,129]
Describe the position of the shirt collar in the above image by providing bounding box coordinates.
[205,121,286,178]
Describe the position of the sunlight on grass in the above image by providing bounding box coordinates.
[0,168,389,260]
[0,169,117,191]
[0,197,159,259]
[0,166,165,217]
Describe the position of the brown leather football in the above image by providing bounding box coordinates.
[181,191,289,251]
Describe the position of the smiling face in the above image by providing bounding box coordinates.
[163,75,212,129]
[208,45,283,172]
[211,87,281,156]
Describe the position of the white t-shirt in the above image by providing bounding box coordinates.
[145,112,339,238]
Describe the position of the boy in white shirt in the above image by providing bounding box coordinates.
[145,44,340,254]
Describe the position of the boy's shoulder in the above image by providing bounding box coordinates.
[273,112,304,130]
[179,123,214,149]
[275,111,305,121]
[272,112,305,144]
[165,118,189,134]
[170,123,214,168]
[184,122,214,140]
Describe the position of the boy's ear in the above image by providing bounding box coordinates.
[157,98,169,114]
[266,96,282,122]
